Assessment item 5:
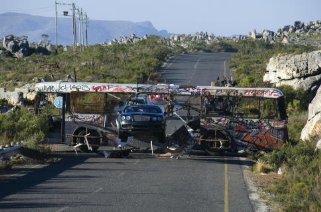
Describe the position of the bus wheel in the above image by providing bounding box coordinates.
[75,129,100,152]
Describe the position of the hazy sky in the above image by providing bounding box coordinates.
[1,0,321,35]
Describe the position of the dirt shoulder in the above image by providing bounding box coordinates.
[243,165,283,212]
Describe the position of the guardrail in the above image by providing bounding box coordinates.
[0,141,24,160]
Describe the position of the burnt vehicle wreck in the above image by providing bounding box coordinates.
[34,82,288,154]
[182,87,287,154]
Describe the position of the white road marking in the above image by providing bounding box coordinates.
[55,206,69,212]
[93,187,103,193]
[194,58,200,69]
[189,58,201,83]
[134,159,140,165]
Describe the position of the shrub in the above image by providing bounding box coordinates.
[0,108,49,145]
[265,142,321,211]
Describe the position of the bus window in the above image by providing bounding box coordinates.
[70,92,105,114]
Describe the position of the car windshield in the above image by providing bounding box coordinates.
[127,98,146,105]
[124,105,162,113]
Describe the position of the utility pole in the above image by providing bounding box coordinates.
[72,3,77,50]
[84,13,88,47]
[81,9,84,49]
[55,1,58,48]
[55,2,88,51]
[55,1,74,48]
[77,8,82,51]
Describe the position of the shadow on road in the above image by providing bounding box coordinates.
[0,154,90,200]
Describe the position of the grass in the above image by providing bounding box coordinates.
[264,142,321,211]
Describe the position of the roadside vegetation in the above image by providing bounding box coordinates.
[0,36,175,89]
[0,105,53,163]
[229,39,321,211]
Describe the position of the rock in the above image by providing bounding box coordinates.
[281,36,289,45]
[0,84,36,105]
[301,85,321,143]
[277,167,283,175]
[2,35,30,58]
[316,140,321,150]
[262,30,275,42]
[263,50,321,91]
[0,48,12,57]
[248,20,321,46]
[35,46,50,55]
[249,30,257,39]
[35,41,51,55]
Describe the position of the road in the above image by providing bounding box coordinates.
[0,52,255,212]
[160,52,231,86]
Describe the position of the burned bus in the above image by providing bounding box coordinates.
[34,82,288,153]
[193,86,288,153]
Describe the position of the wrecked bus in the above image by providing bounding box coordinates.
[192,86,288,153]
[34,82,288,153]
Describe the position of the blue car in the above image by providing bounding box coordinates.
[116,104,166,142]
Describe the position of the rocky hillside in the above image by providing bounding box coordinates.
[301,85,321,146]
[0,12,170,45]
[249,20,321,46]
[263,50,321,148]
[263,50,321,91]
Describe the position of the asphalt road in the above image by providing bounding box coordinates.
[0,52,255,212]
[0,154,254,212]
[160,52,231,86]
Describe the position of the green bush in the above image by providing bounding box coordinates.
[0,108,49,145]
[265,142,321,211]
[279,85,308,111]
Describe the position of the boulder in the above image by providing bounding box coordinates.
[262,30,275,42]
[0,84,36,105]
[301,85,321,144]
[0,48,12,57]
[263,50,321,91]
[2,35,30,58]
[35,40,52,55]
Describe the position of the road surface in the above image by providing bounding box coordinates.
[0,52,256,212]
[160,52,231,86]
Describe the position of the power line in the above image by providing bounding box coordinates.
[55,1,89,50]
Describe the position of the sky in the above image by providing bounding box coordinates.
[1,0,321,36]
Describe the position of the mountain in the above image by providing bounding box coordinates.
[0,12,170,45]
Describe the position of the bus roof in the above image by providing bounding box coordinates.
[35,81,284,99]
